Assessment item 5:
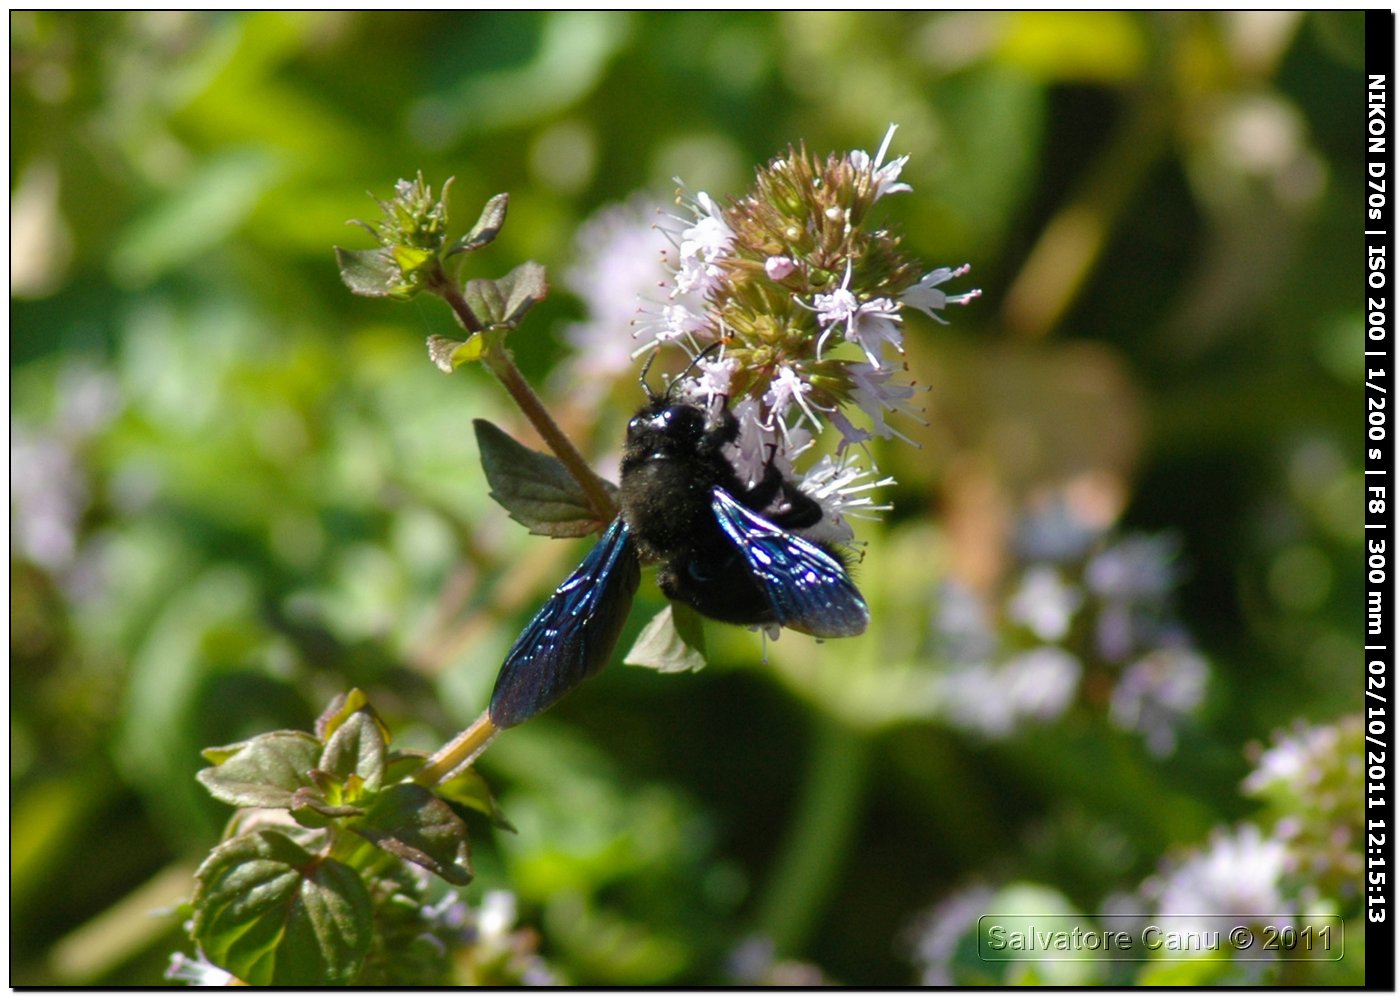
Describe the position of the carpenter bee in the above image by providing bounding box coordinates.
[488,365,869,728]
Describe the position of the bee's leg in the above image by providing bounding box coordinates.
[738,445,824,530]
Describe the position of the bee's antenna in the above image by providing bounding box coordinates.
[663,341,725,402]
[638,350,661,402]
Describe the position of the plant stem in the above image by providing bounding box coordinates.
[482,347,618,522]
[753,711,871,957]
[413,710,500,787]
[431,274,617,524]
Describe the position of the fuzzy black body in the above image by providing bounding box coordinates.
[489,393,867,729]
[618,396,863,633]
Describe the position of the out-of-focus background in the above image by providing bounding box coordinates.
[11,11,1365,986]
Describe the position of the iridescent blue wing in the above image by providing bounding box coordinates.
[709,487,869,638]
[489,518,640,728]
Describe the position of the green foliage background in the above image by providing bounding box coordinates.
[11,11,1366,985]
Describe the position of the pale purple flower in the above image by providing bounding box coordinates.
[935,580,998,665]
[765,255,797,281]
[1243,719,1343,798]
[1014,498,1104,563]
[725,397,779,488]
[559,198,675,389]
[728,935,827,987]
[826,407,874,451]
[908,884,996,986]
[1109,647,1208,756]
[902,265,982,325]
[11,426,87,572]
[940,646,1082,738]
[1086,535,1180,600]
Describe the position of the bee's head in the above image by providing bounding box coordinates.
[627,396,708,452]
[628,343,736,457]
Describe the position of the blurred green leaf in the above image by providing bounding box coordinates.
[997,11,1147,82]
[110,149,280,287]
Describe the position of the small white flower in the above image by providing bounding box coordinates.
[902,265,981,325]
[940,647,1081,738]
[762,365,829,441]
[797,453,894,544]
[808,261,904,365]
[1243,720,1340,798]
[165,951,234,987]
[849,123,913,200]
[669,190,734,296]
[1148,824,1292,927]
[1007,566,1083,642]
[477,889,518,942]
[847,361,920,445]
[690,353,738,403]
[631,301,710,357]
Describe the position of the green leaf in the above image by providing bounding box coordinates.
[192,828,372,986]
[436,766,516,832]
[196,731,323,810]
[314,689,370,743]
[426,333,485,372]
[495,260,548,326]
[334,246,402,298]
[623,603,708,673]
[461,277,506,327]
[457,262,548,329]
[289,785,365,826]
[348,783,473,885]
[449,192,509,255]
[384,750,430,784]
[473,418,613,537]
[320,709,389,794]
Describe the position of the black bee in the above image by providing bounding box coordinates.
[488,369,869,728]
